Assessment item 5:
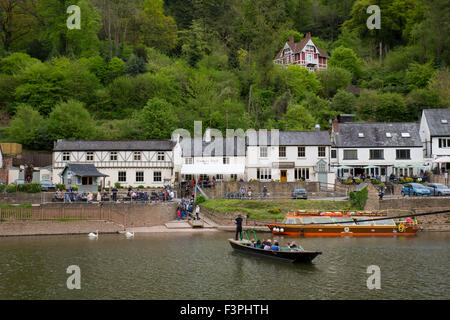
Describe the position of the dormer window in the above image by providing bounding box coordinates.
[442,119,448,124]
[386,133,392,138]
[401,133,410,138]
[358,133,364,138]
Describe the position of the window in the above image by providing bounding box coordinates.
[369,149,384,160]
[110,152,118,161]
[279,146,286,158]
[331,149,337,159]
[86,152,94,161]
[401,132,411,138]
[259,146,268,158]
[134,152,141,161]
[396,149,411,160]
[343,150,358,160]
[185,157,193,164]
[223,157,230,164]
[183,174,192,181]
[118,171,126,182]
[441,119,448,124]
[136,171,144,182]
[216,174,224,180]
[295,168,310,180]
[298,147,305,158]
[229,174,236,181]
[439,138,450,148]
[157,152,165,161]
[153,171,162,182]
[257,168,271,180]
[82,177,93,185]
[318,146,326,157]
[62,152,70,161]
[358,133,364,138]
[386,132,392,138]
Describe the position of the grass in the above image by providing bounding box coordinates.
[201,199,353,220]
[0,204,33,207]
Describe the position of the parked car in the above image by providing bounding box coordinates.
[291,188,308,199]
[13,179,25,185]
[40,180,56,191]
[425,183,450,196]
[401,183,431,196]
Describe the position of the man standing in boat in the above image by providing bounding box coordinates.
[235,214,243,240]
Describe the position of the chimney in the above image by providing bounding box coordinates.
[333,117,339,133]
[315,124,320,132]
[305,32,311,40]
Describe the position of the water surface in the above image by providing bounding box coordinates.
[0,232,449,299]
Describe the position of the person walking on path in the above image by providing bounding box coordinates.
[195,205,200,220]
[234,214,243,240]
[263,186,268,200]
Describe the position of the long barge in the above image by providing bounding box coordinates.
[267,211,418,237]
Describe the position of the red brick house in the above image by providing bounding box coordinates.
[273,32,329,72]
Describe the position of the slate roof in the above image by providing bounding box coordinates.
[423,109,450,137]
[180,137,246,157]
[61,163,108,177]
[247,131,331,146]
[333,122,422,148]
[274,33,329,60]
[54,140,176,151]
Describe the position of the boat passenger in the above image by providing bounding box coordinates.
[271,241,280,251]
[263,244,271,250]
[250,239,255,247]
[255,240,262,248]
[289,241,297,248]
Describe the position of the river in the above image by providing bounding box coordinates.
[0,232,449,300]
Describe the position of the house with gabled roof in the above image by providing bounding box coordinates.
[53,139,176,188]
[331,117,425,180]
[420,108,450,173]
[273,32,329,72]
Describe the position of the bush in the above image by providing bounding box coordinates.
[405,177,413,183]
[114,182,122,189]
[6,184,17,193]
[195,195,206,205]
[16,183,42,193]
[72,185,79,191]
[349,187,368,210]
[56,184,65,191]
[138,185,145,189]
[0,184,6,193]
[268,207,281,214]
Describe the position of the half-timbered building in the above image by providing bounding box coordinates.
[273,32,329,71]
[53,140,176,188]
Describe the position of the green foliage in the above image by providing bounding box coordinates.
[317,66,352,98]
[47,99,96,140]
[56,184,65,191]
[6,183,42,193]
[135,98,178,139]
[8,104,48,150]
[349,187,368,210]
[329,46,363,79]
[195,195,206,205]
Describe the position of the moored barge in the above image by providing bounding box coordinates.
[267,211,418,237]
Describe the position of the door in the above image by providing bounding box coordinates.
[280,170,287,182]
[317,160,328,189]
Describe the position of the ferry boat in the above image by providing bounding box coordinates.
[267,211,418,237]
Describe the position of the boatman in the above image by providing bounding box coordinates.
[235,214,243,240]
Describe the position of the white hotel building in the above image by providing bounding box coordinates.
[52,140,176,188]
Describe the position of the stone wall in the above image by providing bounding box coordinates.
[379,197,450,211]
[0,193,42,204]
[40,202,178,227]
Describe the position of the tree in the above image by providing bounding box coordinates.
[7,104,47,149]
[47,99,96,140]
[329,46,363,79]
[275,65,322,102]
[124,54,147,76]
[281,103,316,131]
[331,90,357,114]
[375,92,408,122]
[135,98,178,139]
[317,66,352,98]
[406,62,436,90]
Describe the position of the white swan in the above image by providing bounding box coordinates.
[88,230,99,238]
[125,231,134,238]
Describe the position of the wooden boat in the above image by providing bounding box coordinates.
[267,211,419,237]
[228,239,322,263]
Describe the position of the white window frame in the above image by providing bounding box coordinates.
[62,152,70,161]
[134,152,141,161]
[118,171,126,182]
[153,171,162,182]
[157,152,165,161]
[259,146,268,158]
[135,171,144,183]
[110,152,118,161]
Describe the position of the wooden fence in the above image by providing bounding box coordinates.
[0,206,126,225]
